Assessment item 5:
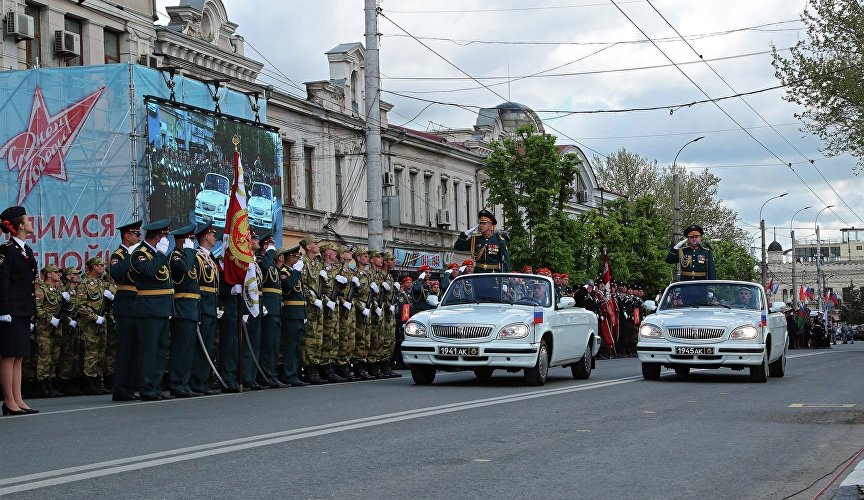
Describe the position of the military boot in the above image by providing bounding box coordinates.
[47,380,64,397]
[336,364,356,381]
[354,362,372,381]
[367,361,384,379]
[322,364,342,383]
[382,360,402,378]
[306,365,326,385]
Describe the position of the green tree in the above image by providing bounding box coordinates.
[592,148,659,200]
[771,0,864,171]
[710,239,758,281]
[840,287,864,325]
[483,125,581,271]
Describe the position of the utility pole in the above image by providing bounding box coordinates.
[790,206,810,310]
[364,0,384,251]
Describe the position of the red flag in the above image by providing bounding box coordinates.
[599,254,619,349]
[223,150,255,286]
[799,285,805,302]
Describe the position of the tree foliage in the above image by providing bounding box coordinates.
[840,287,864,325]
[771,0,864,171]
[592,148,659,200]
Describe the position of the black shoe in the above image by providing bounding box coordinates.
[112,393,136,402]
[21,407,39,414]
[188,390,204,397]
[171,391,193,398]
[306,367,326,385]
[246,382,265,391]
[222,386,241,393]
[289,380,309,387]
[159,393,176,400]
[323,365,343,383]
[269,380,289,388]
[2,404,27,416]
[47,381,64,398]
[140,394,162,401]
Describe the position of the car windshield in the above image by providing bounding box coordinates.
[204,174,229,194]
[251,183,272,198]
[660,283,762,311]
[440,274,552,308]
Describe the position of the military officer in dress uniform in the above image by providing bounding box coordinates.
[666,224,716,281]
[278,246,308,387]
[454,209,510,273]
[190,222,220,395]
[242,233,265,391]
[257,233,286,388]
[130,219,175,401]
[167,224,199,398]
[110,219,142,402]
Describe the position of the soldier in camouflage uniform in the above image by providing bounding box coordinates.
[299,234,326,385]
[32,264,65,397]
[351,247,373,380]
[318,241,345,383]
[366,250,386,379]
[334,245,357,381]
[76,257,113,395]
[381,252,401,377]
[258,234,287,388]
[56,267,83,395]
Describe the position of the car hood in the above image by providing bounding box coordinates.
[248,197,270,209]
[425,304,533,327]
[198,191,228,203]
[649,308,761,328]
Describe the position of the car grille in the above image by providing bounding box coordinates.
[251,207,266,216]
[431,325,494,339]
[202,203,216,212]
[668,327,725,340]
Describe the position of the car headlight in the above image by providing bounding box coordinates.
[730,325,758,340]
[498,323,529,339]
[639,323,662,338]
[404,321,427,338]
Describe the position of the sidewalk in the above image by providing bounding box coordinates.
[833,459,864,499]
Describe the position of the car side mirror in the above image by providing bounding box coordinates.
[643,300,657,313]
[427,295,440,307]
[557,296,575,309]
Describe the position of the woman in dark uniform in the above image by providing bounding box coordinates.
[0,205,38,416]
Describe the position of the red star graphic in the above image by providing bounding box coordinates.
[0,85,105,204]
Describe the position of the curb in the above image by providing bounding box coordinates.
[833,459,864,499]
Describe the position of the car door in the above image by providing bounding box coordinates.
[547,303,577,363]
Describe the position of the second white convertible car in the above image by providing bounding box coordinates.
[401,273,600,386]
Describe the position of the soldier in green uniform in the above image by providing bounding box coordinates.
[217,247,243,393]
[76,257,112,395]
[381,252,402,376]
[334,245,357,381]
[33,264,65,397]
[666,224,717,281]
[130,219,174,401]
[367,250,387,379]
[167,224,199,398]
[278,245,308,387]
[257,234,287,388]
[300,234,326,385]
[454,209,510,273]
[109,219,142,401]
[242,233,265,391]
[190,222,220,395]
[317,241,345,383]
[351,246,373,380]
[56,267,83,395]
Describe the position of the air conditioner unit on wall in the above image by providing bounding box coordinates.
[54,30,81,57]
[436,208,451,227]
[5,12,34,41]
[576,191,589,203]
[383,171,395,187]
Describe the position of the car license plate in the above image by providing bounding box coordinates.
[675,346,714,355]
[438,346,480,356]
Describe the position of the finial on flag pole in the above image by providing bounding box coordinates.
[232,134,240,151]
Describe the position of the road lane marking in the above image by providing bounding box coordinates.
[788,404,856,408]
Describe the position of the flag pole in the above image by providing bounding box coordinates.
[234,136,244,393]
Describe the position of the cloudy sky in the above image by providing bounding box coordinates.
[157,0,862,250]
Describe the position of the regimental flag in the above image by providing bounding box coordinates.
[223,148,260,316]
[533,305,543,324]
[599,254,618,349]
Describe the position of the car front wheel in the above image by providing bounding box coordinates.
[768,347,786,378]
[524,340,549,386]
[641,363,661,380]
[473,367,494,380]
[749,351,769,383]
[410,366,436,385]
[571,340,593,380]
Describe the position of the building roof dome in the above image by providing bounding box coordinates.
[767,240,783,252]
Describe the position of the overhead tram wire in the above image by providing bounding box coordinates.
[645,0,863,226]
[609,0,846,226]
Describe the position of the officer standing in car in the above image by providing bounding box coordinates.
[454,209,510,273]
[666,224,716,281]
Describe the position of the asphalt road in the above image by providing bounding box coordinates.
[2,345,864,499]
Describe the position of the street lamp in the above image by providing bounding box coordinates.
[759,192,788,289]
[815,204,835,317]
[672,136,705,279]
[790,206,811,309]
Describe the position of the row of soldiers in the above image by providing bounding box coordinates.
[573,279,647,359]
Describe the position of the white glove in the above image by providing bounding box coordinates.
[30,323,34,332]
[61,291,71,302]
[335,275,348,285]
[370,283,379,294]
[502,284,508,293]
[231,284,243,295]
[444,269,452,275]
[262,306,268,316]
[382,282,391,291]
[673,238,688,249]
[465,224,479,236]
[103,290,114,300]
[156,237,170,254]
[96,316,106,325]
[362,308,370,317]
[292,260,304,272]
[183,237,195,249]
[0,314,12,323]
[313,299,323,309]
[419,272,427,280]
[352,276,360,287]
[389,305,395,313]
[459,266,467,273]
[265,243,276,252]
[343,301,353,311]
[217,307,224,319]
[326,300,336,310]
[375,307,383,317]
[242,314,249,323]
[319,269,328,279]
[68,319,77,328]
[50,317,60,327]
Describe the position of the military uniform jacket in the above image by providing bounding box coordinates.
[259,249,282,314]
[217,265,240,322]
[279,264,306,320]
[130,243,174,318]
[0,239,37,316]
[301,255,323,311]
[195,248,219,318]
[352,267,373,317]
[35,283,64,334]
[382,270,396,319]
[76,275,108,323]
[454,232,510,273]
[110,245,138,317]
[170,247,199,321]
[665,244,717,281]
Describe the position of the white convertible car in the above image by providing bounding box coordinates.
[637,280,788,382]
[401,273,600,386]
